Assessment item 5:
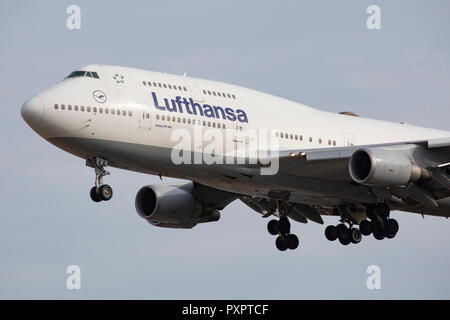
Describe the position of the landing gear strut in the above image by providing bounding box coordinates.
[87,157,113,202]
[266,202,299,251]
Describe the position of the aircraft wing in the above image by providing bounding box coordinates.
[237,137,450,219]
[275,137,450,181]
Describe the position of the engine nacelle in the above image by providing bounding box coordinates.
[349,148,415,187]
[135,183,220,229]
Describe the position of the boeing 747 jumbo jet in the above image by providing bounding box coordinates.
[21,65,450,251]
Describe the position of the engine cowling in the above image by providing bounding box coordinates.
[349,148,414,187]
[135,182,220,229]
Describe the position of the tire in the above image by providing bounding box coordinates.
[349,228,362,244]
[276,236,288,251]
[99,184,113,201]
[373,225,386,240]
[277,218,290,235]
[325,225,338,241]
[336,224,348,237]
[338,230,351,245]
[267,220,278,235]
[359,220,372,236]
[370,220,379,233]
[286,234,299,250]
[90,186,101,202]
[386,219,399,235]
[371,221,385,240]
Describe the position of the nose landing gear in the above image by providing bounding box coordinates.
[87,157,113,202]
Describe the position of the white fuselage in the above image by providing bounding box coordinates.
[21,64,450,202]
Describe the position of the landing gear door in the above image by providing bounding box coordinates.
[182,76,204,102]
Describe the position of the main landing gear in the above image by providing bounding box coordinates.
[88,157,113,202]
[266,202,299,251]
[324,216,362,246]
[362,203,399,240]
[324,203,399,245]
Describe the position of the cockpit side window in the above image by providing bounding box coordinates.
[66,70,100,79]
[66,71,86,78]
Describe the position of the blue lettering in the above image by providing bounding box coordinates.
[151,92,248,123]
[213,106,226,120]
[203,104,214,118]
[236,109,248,123]
[189,98,204,116]
[225,107,236,121]
[164,98,177,112]
[152,92,165,111]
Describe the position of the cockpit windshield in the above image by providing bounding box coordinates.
[66,71,100,79]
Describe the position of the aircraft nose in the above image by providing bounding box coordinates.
[21,95,44,128]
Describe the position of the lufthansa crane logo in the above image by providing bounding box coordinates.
[93,90,106,103]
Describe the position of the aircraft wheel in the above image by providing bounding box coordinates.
[349,228,362,244]
[275,236,288,251]
[267,219,278,235]
[372,222,385,240]
[286,234,299,250]
[386,219,399,235]
[99,184,113,201]
[338,229,351,245]
[90,187,101,202]
[336,224,348,237]
[325,225,338,241]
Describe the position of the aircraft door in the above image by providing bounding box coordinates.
[138,102,152,130]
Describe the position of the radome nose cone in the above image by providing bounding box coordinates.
[21,95,44,128]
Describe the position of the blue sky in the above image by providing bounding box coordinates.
[1,0,450,299]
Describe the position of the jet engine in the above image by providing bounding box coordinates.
[349,148,428,187]
[135,182,220,228]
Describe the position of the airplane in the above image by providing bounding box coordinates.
[21,64,450,251]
